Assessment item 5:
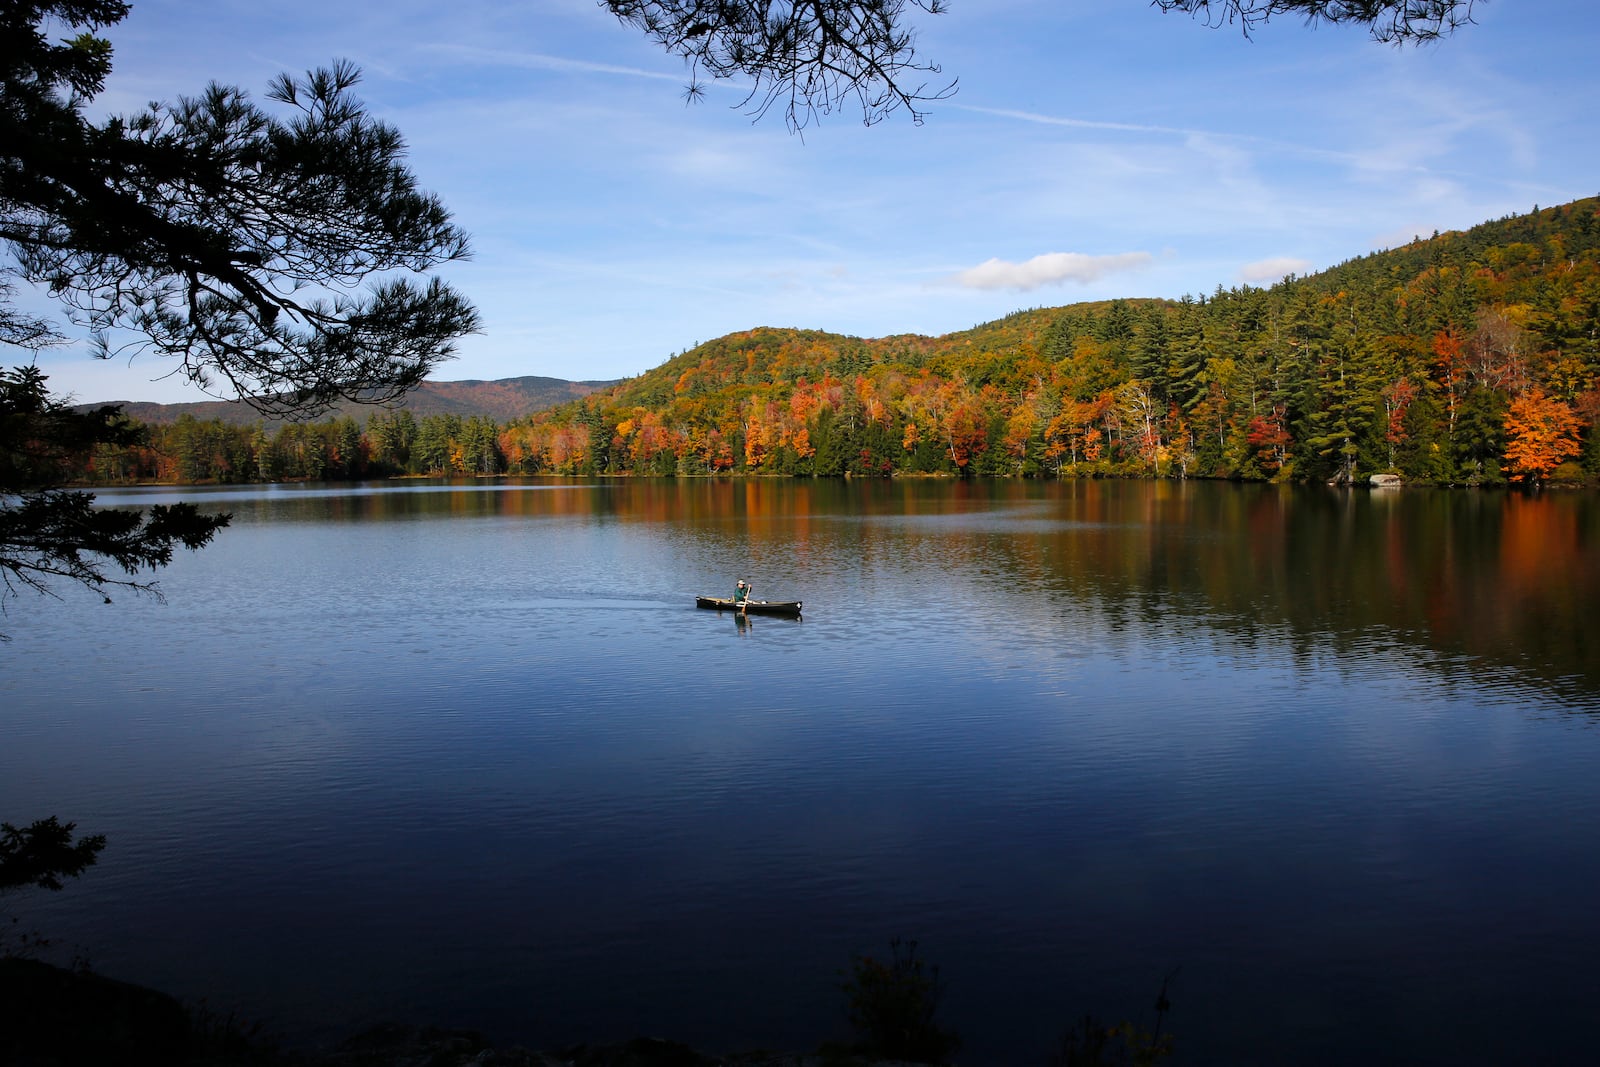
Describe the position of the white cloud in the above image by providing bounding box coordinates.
[1237,256,1314,284]
[950,252,1152,292]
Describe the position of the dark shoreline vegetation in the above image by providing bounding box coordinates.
[2,822,1161,1065]
[0,943,1171,1067]
[65,199,1600,491]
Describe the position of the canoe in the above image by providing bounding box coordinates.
[696,596,803,617]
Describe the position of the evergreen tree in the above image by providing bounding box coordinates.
[1130,303,1171,398]
[1454,386,1509,484]
[368,409,416,473]
[1163,298,1210,413]
[335,417,364,479]
[580,402,611,475]
[2,2,478,419]
[1,367,227,624]
[461,415,501,475]
[413,415,456,474]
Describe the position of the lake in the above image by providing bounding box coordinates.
[3,478,1598,1065]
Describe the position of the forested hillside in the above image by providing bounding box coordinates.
[72,198,1600,486]
[505,198,1600,485]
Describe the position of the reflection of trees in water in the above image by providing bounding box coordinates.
[157,478,1598,709]
[799,479,1599,712]
[1043,483,1593,710]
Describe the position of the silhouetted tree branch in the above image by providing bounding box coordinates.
[0,817,105,894]
[605,1,1480,129]
[1151,0,1479,43]
[604,0,956,130]
[0,365,229,630]
[2,1,479,419]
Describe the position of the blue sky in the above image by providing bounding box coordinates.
[24,0,1599,404]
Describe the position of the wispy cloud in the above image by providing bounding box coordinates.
[951,103,1195,138]
[420,43,683,83]
[957,100,1448,185]
[950,252,1152,292]
[1237,257,1313,284]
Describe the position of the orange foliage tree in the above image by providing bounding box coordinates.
[1501,388,1581,484]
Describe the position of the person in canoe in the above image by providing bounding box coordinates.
[734,578,751,606]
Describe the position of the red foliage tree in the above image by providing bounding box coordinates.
[1247,405,1293,473]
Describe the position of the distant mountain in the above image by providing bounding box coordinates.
[95,375,620,425]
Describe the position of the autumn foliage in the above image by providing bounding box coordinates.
[1502,389,1581,484]
[52,198,1600,489]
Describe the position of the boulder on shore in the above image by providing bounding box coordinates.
[1370,473,1403,488]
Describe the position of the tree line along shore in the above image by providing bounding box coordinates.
[67,200,1600,490]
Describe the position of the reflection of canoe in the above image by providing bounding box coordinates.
[696,596,803,617]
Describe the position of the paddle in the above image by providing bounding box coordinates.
[740,579,752,615]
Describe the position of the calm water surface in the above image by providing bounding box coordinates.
[3,479,1598,1065]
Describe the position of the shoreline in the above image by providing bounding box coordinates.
[0,959,928,1067]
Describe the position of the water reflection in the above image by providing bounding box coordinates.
[84,477,1600,708]
[4,478,1597,1066]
